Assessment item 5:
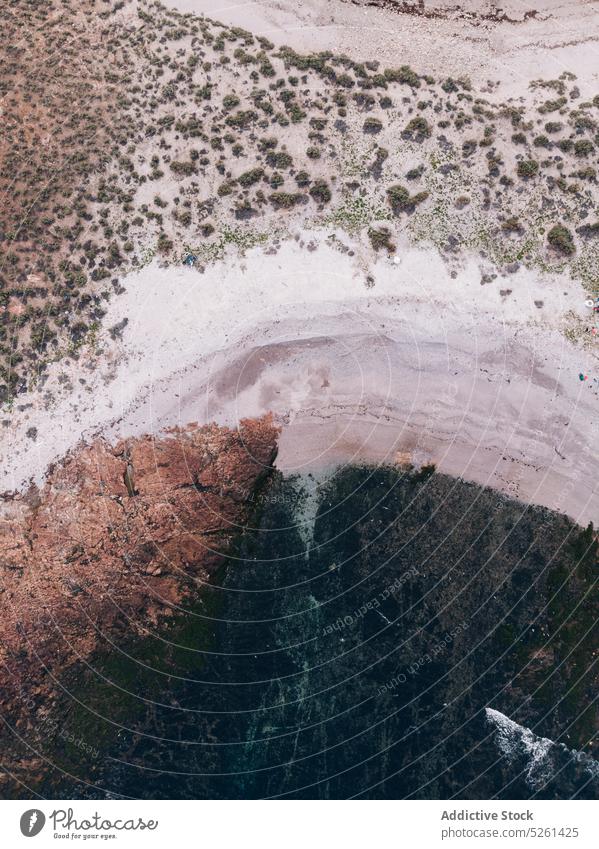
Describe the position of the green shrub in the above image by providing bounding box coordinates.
[574,139,595,157]
[363,117,383,134]
[217,180,235,196]
[384,65,420,88]
[441,77,459,93]
[538,96,567,113]
[287,103,306,123]
[295,170,311,187]
[269,191,303,209]
[387,184,428,214]
[226,109,258,129]
[576,167,596,181]
[309,180,331,203]
[402,116,431,142]
[222,94,240,110]
[502,217,522,234]
[169,160,196,176]
[259,59,276,77]
[406,165,424,180]
[516,159,539,179]
[237,168,264,187]
[157,232,173,253]
[557,139,573,152]
[547,223,575,255]
[368,226,395,252]
[265,150,293,169]
[258,136,278,151]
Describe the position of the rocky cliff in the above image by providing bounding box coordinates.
[0,415,278,791]
[10,464,596,800]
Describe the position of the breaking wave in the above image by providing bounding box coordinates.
[486,708,599,792]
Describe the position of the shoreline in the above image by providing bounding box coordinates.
[3,232,598,527]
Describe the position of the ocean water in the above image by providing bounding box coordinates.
[35,466,599,799]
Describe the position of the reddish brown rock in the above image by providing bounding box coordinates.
[0,416,278,730]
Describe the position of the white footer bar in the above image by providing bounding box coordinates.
[1,799,597,848]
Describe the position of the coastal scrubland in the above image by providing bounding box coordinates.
[2,0,599,404]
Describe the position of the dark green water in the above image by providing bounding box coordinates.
[28,466,599,799]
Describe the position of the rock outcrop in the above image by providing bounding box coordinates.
[0,416,278,734]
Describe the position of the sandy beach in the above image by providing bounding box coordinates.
[3,231,598,525]
[162,0,599,98]
[3,0,599,805]
[2,0,599,525]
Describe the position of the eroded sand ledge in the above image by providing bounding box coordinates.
[3,233,598,527]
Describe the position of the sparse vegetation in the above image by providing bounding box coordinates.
[269,192,304,210]
[574,139,595,157]
[1,0,596,402]
[402,116,432,142]
[502,217,523,234]
[547,224,575,256]
[368,226,396,253]
[363,117,383,135]
[517,159,539,179]
[309,180,332,204]
[238,168,264,187]
[387,184,429,215]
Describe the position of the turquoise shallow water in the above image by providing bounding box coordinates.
[27,465,599,799]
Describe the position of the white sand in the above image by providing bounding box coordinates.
[3,230,598,526]
[161,0,599,98]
